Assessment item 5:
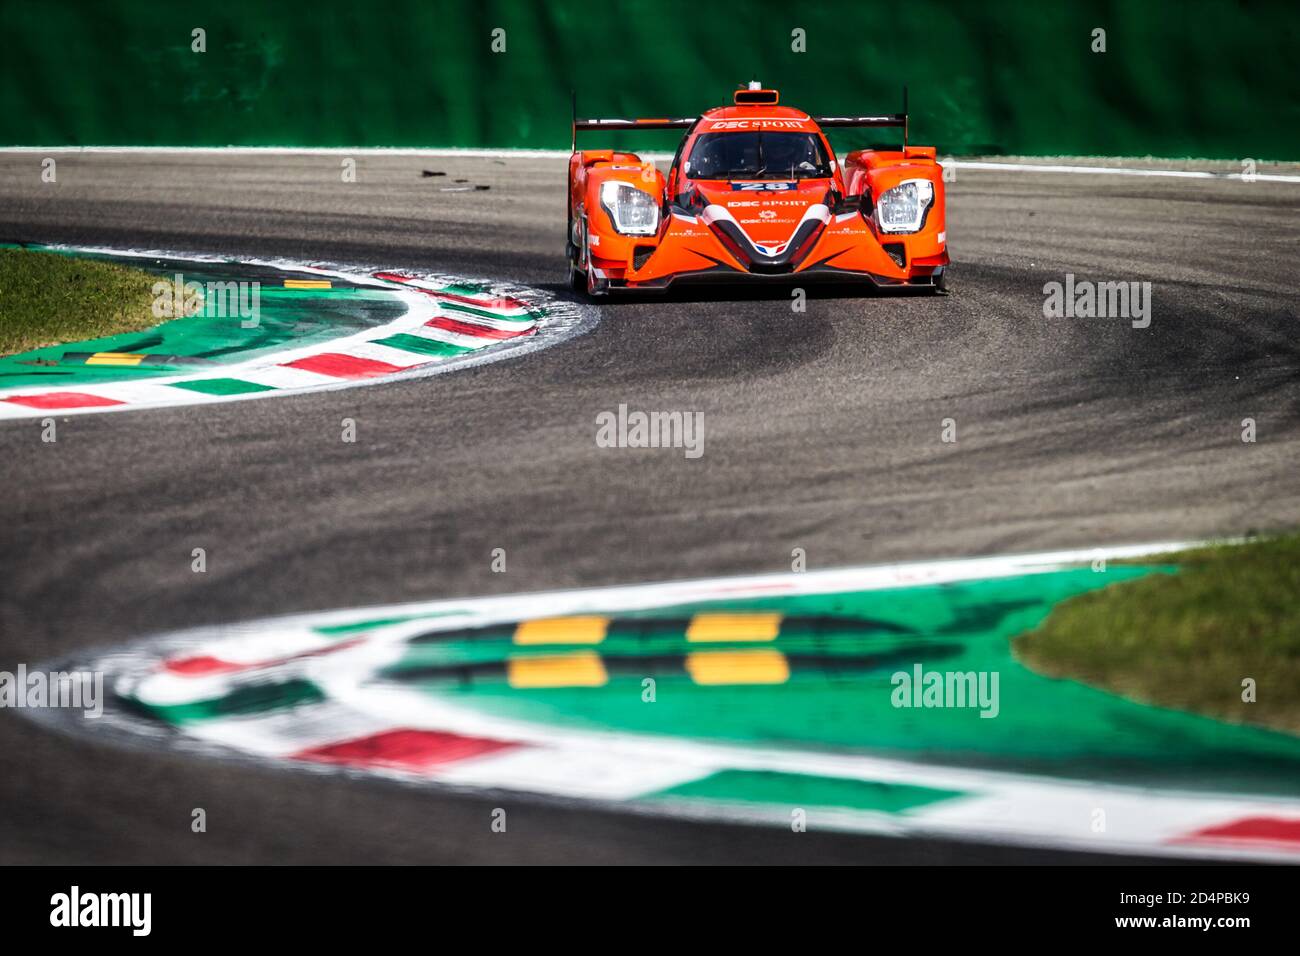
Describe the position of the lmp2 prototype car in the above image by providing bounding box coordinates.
[567,83,948,296]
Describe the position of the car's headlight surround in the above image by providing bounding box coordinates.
[600,181,659,236]
[875,178,934,234]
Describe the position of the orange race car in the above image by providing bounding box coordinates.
[567,82,948,296]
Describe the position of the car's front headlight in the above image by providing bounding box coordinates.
[600,181,659,236]
[875,179,934,234]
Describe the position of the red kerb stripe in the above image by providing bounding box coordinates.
[162,656,241,676]
[1178,816,1300,848]
[292,728,517,771]
[4,392,125,409]
[283,353,404,378]
[426,316,528,340]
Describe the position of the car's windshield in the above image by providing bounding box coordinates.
[685,131,832,180]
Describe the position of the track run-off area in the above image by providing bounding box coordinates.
[1,150,1298,863]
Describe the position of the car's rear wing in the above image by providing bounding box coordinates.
[571,118,697,151]
[814,87,910,146]
[571,89,693,149]
[570,87,910,151]
[574,118,697,131]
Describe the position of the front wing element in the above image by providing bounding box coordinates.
[585,209,948,291]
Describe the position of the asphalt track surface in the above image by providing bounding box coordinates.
[1,152,1297,864]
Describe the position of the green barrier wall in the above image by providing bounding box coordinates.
[2,0,1297,158]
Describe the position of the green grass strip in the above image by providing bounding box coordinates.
[1014,534,1300,735]
[0,248,161,356]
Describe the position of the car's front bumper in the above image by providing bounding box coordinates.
[586,209,948,292]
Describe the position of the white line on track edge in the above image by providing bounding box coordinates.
[4,147,1298,182]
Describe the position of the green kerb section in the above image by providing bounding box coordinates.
[651,770,965,814]
[116,562,1300,803]
[372,333,474,357]
[441,302,536,324]
[314,612,460,636]
[389,566,1300,797]
[170,377,275,395]
[122,678,325,725]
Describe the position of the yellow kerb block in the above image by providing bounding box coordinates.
[685,612,782,643]
[686,650,790,685]
[513,616,609,645]
[86,352,145,366]
[507,652,608,688]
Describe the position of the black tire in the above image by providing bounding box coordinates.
[581,215,608,297]
[567,214,587,292]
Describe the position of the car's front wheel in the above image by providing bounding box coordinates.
[570,215,607,297]
[567,255,585,293]
[567,213,588,292]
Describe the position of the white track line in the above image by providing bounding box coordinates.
[5,147,1297,182]
[950,160,1300,183]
